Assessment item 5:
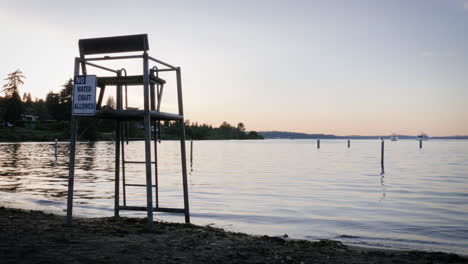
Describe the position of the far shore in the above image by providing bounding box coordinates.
[1,206,466,264]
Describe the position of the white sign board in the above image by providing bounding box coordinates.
[72,75,97,116]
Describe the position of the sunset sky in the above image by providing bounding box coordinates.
[0,0,467,136]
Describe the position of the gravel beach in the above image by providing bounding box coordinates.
[1,207,466,264]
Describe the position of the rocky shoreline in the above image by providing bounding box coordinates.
[0,207,466,264]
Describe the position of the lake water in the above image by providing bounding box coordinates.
[0,139,467,255]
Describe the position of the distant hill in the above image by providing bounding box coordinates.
[258,131,468,140]
[430,136,468,139]
[258,131,339,139]
[258,131,377,139]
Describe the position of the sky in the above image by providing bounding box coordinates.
[0,0,467,136]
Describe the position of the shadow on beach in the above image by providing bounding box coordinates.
[0,207,466,264]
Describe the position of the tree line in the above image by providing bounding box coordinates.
[0,70,263,141]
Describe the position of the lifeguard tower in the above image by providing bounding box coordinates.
[66,34,190,230]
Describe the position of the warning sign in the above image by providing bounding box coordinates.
[72,75,97,116]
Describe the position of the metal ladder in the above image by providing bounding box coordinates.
[118,68,184,214]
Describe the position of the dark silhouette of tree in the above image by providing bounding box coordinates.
[0,72,264,140]
[247,131,261,138]
[2,70,25,124]
[23,92,34,115]
[169,120,262,140]
[4,91,23,123]
[58,79,73,119]
[237,122,246,132]
[2,69,25,97]
[45,91,60,119]
[218,121,234,138]
[32,99,49,120]
[45,79,73,121]
[26,93,32,104]
[104,96,116,110]
[59,79,73,105]
[237,122,247,139]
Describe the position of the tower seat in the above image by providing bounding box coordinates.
[97,75,166,87]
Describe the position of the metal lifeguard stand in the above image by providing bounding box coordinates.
[66,34,190,230]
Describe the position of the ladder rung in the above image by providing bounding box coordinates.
[119,206,185,213]
[125,184,157,187]
[125,161,156,164]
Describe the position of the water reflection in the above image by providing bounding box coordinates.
[0,140,468,255]
[379,174,386,202]
[0,142,115,200]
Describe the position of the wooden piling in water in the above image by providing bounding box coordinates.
[54,139,58,159]
[381,139,385,172]
[317,139,320,149]
[347,139,350,148]
[190,140,193,164]
[419,139,422,149]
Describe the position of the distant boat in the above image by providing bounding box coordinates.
[390,134,398,141]
[417,133,429,140]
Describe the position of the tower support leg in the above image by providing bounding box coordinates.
[143,52,154,230]
[114,120,121,217]
[66,57,81,225]
[176,68,190,223]
[66,117,77,225]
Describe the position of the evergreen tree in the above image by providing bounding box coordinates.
[59,79,73,105]
[25,93,33,107]
[2,69,25,97]
[45,79,74,121]
[58,79,73,120]
[2,70,25,124]
[4,91,24,123]
[46,91,60,119]
[237,122,246,132]
[219,121,234,138]
[236,122,246,139]
[33,99,50,120]
[104,96,116,109]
